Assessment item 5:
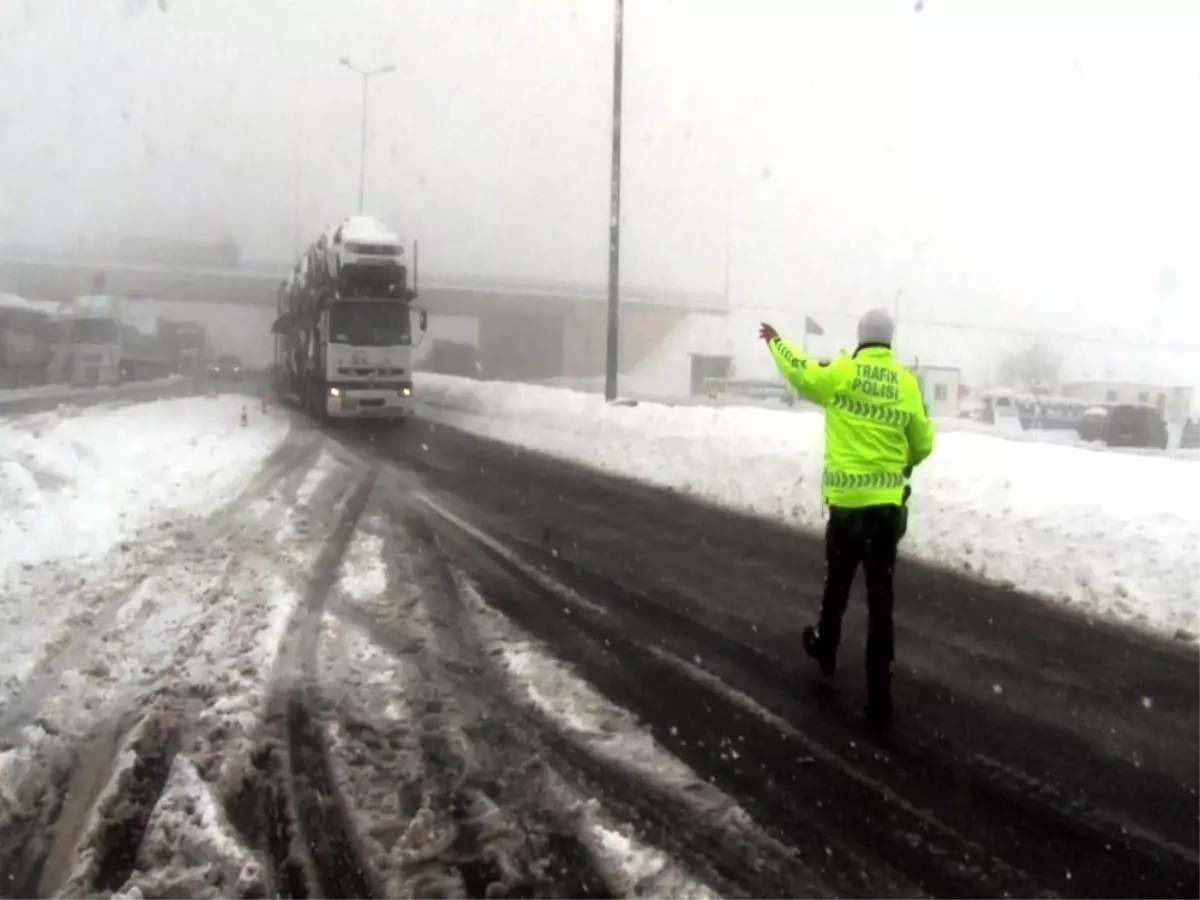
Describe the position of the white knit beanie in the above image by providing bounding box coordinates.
[857,308,895,346]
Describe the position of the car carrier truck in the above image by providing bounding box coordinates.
[0,294,59,388]
[272,221,426,424]
[159,319,209,375]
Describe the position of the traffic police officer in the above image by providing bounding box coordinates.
[760,308,935,727]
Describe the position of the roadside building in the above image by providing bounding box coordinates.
[912,364,962,417]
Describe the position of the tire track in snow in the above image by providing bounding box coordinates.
[416,495,992,898]
[249,467,379,900]
[335,493,810,898]
[324,504,618,899]
[475,511,1194,899]
[0,429,323,733]
[0,722,111,898]
[105,753,265,900]
[0,430,340,898]
[6,708,176,900]
[77,715,181,895]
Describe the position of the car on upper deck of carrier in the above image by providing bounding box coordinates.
[309,215,408,298]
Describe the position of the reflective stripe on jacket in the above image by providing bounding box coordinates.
[768,337,935,508]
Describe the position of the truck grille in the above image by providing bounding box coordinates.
[337,366,406,378]
[349,243,398,256]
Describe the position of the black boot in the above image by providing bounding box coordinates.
[864,694,893,731]
[865,666,893,730]
[802,625,836,676]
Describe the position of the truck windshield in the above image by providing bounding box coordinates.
[71,319,119,343]
[329,302,411,346]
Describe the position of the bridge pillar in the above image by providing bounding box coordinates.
[560,301,689,378]
[476,304,690,383]
[477,311,565,381]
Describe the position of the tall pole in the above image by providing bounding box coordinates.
[293,64,306,258]
[721,159,732,306]
[721,224,731,306]
[604,0,624,402]
[294,162,302,258]
[340,58,395,214]
[358,75,369,213]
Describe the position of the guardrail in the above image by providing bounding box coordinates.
[0,376,213,417]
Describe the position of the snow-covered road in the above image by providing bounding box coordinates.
[416,373,1200,642]
[0,400,736,898]
[0,397,313,897]
[0,397,1194,899]
[0,396,290,699]
[0,375,201,419]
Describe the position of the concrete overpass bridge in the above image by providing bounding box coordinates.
[0,250,727,381]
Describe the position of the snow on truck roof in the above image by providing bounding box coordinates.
[1,293,55,315]
[67,294,126,316]
[340,215,400,244]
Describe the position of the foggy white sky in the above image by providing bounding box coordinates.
[1,0,1198,380]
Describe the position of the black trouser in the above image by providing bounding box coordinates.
[816,504,902,693]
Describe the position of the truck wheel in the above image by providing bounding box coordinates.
[310,388,330,428]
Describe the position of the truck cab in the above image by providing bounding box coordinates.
[318,295,423,420]
[0,300,54,388]
[65,296,124,386]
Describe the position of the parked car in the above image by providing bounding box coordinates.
[1103,403,1169,449]
[422,339,484,379]
[1076,405,1109,442]
[1181,417,1199,450]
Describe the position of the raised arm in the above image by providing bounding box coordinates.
[762,324,849,407]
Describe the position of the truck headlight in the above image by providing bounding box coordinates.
[401,387,412,397]
[329,387,341,397]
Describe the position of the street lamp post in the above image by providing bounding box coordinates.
[604,0,624,402]
[339,57,396,213]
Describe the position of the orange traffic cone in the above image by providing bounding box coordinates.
[240,406,248,427]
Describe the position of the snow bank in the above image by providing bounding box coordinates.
[0,395,288,571]
[418,374,1200,641]
[0,396,291,693]
[0,374,184,406]
[0,292,60,315]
